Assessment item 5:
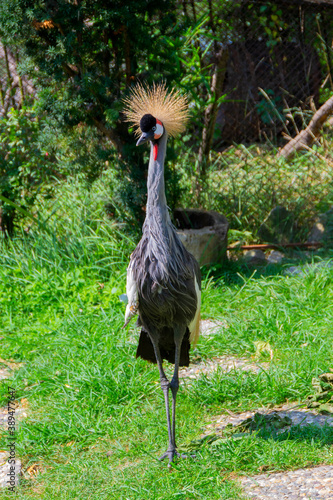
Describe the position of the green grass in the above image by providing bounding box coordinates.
[1,188,333,499]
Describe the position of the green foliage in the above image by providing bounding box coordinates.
[254,3,288,48]
[256,89,283,126]
[0,107,53,234]
[0,0,184,142]
[0,106,116,235]
[39,118,114,184]
[0,0,332,233]
[0,0,185,222]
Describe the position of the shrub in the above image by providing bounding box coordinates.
[0,107,53,235]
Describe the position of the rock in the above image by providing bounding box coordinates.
[285,265,304,276]
[236,412,292,432]
[243,249,266,266]
[285,260,333,277]
[308,221,325,242]
[200,319,227,335]
[174,209,229,266]
[0,369,10,380]
[258,206,295,244]
[307,207,333,244]
[267,250,284,264]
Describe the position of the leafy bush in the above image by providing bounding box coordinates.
[0,107,53,235]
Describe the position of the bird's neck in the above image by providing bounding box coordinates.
[146,132,170,223]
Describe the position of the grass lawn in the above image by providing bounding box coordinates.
[1,223,333,499]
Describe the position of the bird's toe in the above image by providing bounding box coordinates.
[159,449,195,464]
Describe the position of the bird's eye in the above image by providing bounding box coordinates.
[152,126,157,132]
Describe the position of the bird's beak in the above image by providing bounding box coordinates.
[136,130,154,146]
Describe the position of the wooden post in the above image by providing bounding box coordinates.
[196,47,228,197]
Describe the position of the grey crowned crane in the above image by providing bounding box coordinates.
[123,83,201,464]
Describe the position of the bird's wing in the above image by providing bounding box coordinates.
[188,274,201,346]
[123,262,139,328]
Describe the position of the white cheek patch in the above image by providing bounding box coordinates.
[154,119,164,140]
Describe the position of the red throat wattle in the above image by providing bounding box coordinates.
[153,143,158,161]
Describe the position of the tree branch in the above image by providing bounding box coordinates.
[278,94,333,160]
[91,117,124,155]
[197,47,228,175]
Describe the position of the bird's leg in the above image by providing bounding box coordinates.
[170,325,184,449]
[159,325,188,463]
[169,325,187,456]
[148,336,174,462]
[167,325,196,462]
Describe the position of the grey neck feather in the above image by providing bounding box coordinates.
[146,132,170,225]
[141,131,192,284]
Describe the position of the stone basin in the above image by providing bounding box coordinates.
[173,208,229,266]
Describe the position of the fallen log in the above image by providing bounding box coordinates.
[227,242,322,251]
[278,94,333,160]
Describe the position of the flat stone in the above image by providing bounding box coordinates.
[266,250,284,264]
[180,355,269,380]
[0,369,10,381]
[243,249,267,266]
[202,403,333,437]
[307,207,333,244]
[0,398,28,489]
[240,465,333,499]
[285,260,333,277]
[0,406,28,430]
[0,358,23,371]
[0,361,25,490]
[285,265,305,276]
[200,319,227,335]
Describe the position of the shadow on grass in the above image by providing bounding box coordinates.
[268,421,333,446]
[201,246,333,285]
[242,408,333,447]
[182,409,333,477]
[195,408,333,451]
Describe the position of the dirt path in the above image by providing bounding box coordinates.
[240,466,333,499]
[0,364,24,489]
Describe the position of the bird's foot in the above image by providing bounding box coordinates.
[159,449,195,464]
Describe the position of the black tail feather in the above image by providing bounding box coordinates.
[136,327,190,367]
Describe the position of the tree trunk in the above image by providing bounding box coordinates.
[0,205,15,238]
[278,94,333,160]
[92,117,124,155]
[197,47,228,196]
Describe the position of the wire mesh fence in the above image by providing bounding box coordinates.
[176,0,333,242]
[0,1,333,241]
[213,0,333,146]
[1,1,332,142]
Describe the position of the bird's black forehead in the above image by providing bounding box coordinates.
[140,113,156,132]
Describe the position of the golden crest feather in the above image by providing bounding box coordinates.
[123,82,188,138]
